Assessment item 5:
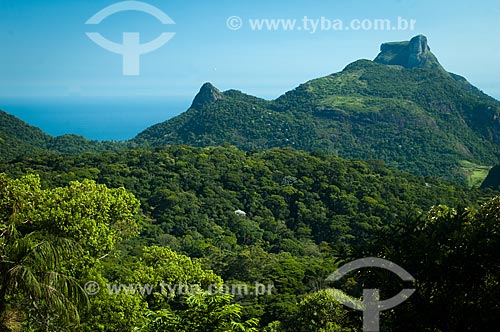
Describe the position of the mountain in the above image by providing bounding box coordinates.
[133,35,500,183]
[0,109,124,161]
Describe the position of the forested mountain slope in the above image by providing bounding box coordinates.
[134,35,500,183]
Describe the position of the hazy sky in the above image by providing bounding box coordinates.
[1,0,499,100]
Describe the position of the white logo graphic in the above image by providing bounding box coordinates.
[85,1,176,76]
[326,257,415,331]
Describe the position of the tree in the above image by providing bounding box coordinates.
[286,290,354,332]
[0,173,141,330]
[353,197,500,331]
[142,291,259,332]
[0,174,87,330]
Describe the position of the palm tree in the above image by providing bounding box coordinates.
[0,231,88,331]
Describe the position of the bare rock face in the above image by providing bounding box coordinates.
[374,35,442,69]
[191,83,224,109]
[408,35,430,68]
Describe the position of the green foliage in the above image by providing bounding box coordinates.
[0,174,88,330]
[1,173,263,331]
[128,245,221,287]
[0,173,143,330]
[458,160,491,188]
[142,292,259,332]
[1,146,477,251]
[286,290,354,332]
[21,179,140,259]
[350,196,500,331]
[81,289,148,332]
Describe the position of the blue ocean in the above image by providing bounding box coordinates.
[0,97,192,142]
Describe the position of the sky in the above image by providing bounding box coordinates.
[1,0,500,100]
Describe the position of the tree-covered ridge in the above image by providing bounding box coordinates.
[0,146,479,250]
[134,37,500,184]
[0,110,126,162]
[0,110,48,160]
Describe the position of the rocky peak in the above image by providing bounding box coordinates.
[191,83,224,109]
[408,35,430,67]
[375,35,442,69]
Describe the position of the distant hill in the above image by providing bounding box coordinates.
[0,109,124,161]
[0,109,48,160]
[133,35,500,183]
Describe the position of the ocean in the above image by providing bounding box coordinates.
[0,97,192,142]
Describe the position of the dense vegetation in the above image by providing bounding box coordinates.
[1,146,479,254]
[1,146,499,331]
